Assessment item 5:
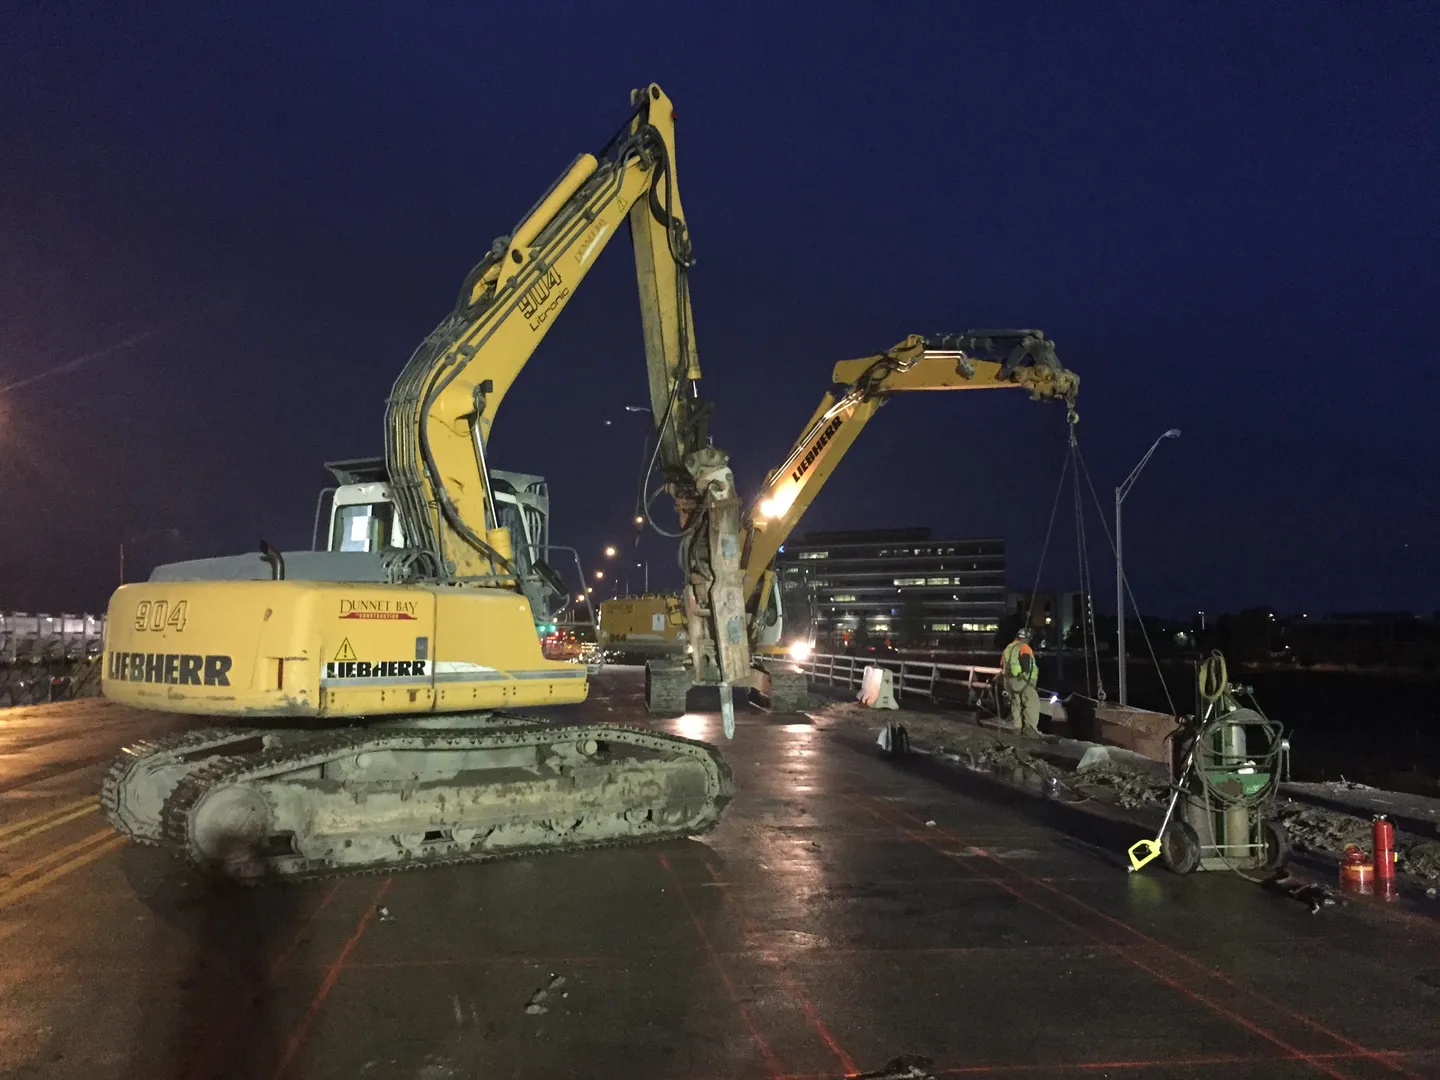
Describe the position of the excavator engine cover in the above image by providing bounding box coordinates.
[102,580,587,717]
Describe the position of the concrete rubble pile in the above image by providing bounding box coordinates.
[810,699,1440,884]
[1274,803,1440,882]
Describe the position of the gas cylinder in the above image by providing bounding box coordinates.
[1372,815,1396,882]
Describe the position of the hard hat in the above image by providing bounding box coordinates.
[1016,627,1032,641]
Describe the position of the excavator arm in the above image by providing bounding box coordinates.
[740,332,1079,627]
[382,83,749,706]
[384,84,711,585]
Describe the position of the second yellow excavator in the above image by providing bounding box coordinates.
[622,331,1079,713]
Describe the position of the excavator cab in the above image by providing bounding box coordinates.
[752,564,817,663]
[320,458,568,626]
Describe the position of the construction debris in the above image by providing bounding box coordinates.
[1273,802,1440,883]
[851,1055,936,1079]
[523,974,567,1016]
[812,698,1440,882]
[1074,768,1169,810]
[1263,871,1344,914]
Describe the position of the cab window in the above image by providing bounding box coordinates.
[331,503,397,553]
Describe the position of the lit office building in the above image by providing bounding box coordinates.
[775,527,1005,651]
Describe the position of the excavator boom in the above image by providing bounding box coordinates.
[385,85,706,585]
[641,331,1078,714]
[742,331,1078,597]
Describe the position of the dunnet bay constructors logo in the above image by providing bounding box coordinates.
[339,598,418,621]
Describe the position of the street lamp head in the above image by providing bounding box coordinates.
[1163,428,1181,439]
[603,546,617,558]
[623,405,652,414]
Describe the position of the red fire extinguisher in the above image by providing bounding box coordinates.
[1372,815,1396,882]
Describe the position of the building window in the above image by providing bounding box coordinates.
[962,622,999,632]
[799,551,829,560]
[830,593,857,602]
[927,576,951,585]
[893,576,926,586]
[931,622,952,631]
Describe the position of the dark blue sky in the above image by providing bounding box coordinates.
[1,2,1435,617]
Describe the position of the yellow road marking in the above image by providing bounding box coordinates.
[0,796,100,841]
[0,802,100,850]
[0,828,117,898]
[0,835,126,910]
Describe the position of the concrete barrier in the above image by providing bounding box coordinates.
[857,666,899,710]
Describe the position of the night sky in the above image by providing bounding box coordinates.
[2,3,1435,619]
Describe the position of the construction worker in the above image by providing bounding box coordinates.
[1001,627,1042,737]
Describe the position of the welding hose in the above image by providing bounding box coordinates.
[1198,651,1227,703]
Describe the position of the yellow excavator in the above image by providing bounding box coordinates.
[100,83,751,880]
[596,593,689,664]
[627,331,1080,714]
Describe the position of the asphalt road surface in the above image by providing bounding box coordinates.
[1,669,1438,1079]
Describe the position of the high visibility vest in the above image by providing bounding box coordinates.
[1002,640,1038,684]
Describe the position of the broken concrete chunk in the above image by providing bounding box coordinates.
[524,973,567,1015]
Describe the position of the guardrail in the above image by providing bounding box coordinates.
[0,613,106,663]
[0,613,106,707]
[798,651,1006,708]
[798,651,1062,716]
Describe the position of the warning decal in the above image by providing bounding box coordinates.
[333,638,357,662]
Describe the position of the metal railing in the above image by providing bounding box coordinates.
[798,651,1005,709]
[1,613,106,663]
[798,651,1062,718]
[0,613,106,707]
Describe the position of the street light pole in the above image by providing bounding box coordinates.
[119,527,181,587]
[1114,488,1123,702]
[1115,429,1180,706]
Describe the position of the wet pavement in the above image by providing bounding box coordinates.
[1,669,1438,1079]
